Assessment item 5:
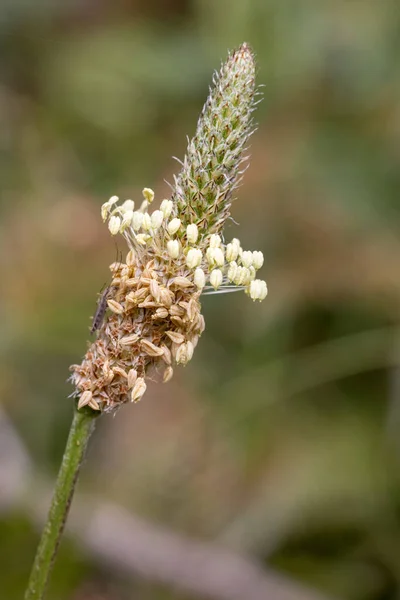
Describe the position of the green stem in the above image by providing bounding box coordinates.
[24,407,98,600]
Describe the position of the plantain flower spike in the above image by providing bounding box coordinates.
[70,43,267,413]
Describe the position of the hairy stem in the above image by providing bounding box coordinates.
[24,407,98,600]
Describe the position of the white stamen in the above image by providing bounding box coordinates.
[241,250,253,268]
[167,218,181,235]
[186,223,199,244]
[210,269,223,289]
[206,247,224,267]
[120,210,133,231]
[151,210,164,230]
[160,199,173,218]
[101,195,119,222]
[186,248,202,268]
[121,199,134,213]
[202,286,245,295]
[167,239,180,258]
[142,188,155,203]
[209,234,221,248]
[252,251,264,270]
[194,267,206,289]
[136,233,151,245]
[142,213,152,231]
[227,261,238,282]
[248,279,268,301]
[226,242,239,262]
[108,215,121,235]
[132,211,144,231]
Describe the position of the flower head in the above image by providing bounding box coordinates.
[70,43,267,413]
[170,43,257,242]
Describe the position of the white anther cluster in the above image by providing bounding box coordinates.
[102,189,267,302]
[102,190,182,253]
[200,233,267,301]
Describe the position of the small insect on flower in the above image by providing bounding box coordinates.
[90,286,111,334]
[90,250,122,334]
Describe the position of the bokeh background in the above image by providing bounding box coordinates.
[2,1,400,599]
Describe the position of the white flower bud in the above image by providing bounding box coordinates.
[210,268,223,289]
[226,243,239,262]
[248,279,268,301]
[131,377,147,402]
[101,195,119,222]
[108,215,121,235]
[142,213,152,231]
[186,248,202,269]
[241,250,253,268]
[121,199,134,213]
[252,251,264,270]
[160,199,173,218]
[132,211,144,231]
[142,188,154,203]
[120,210,133,231]
[227,261,238,282]
[186,223,198,244]
[206,247,224,267]
[151,210,164,230]
[167,239,180,258]
[167,218,181,235]
[209,234,221,248]
[194,267,206,289]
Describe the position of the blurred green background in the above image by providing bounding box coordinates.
[2,1,400,599]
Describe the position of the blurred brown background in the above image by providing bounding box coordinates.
[2,1,400,599]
